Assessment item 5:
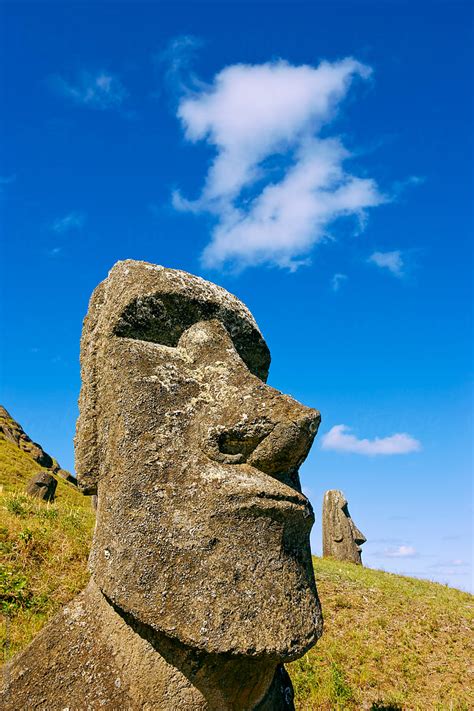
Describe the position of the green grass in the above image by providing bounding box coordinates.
[1,432,473,708]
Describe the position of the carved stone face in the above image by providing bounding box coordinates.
[25,471,57,502]
[75,260,322,661]
[322,489,366,564]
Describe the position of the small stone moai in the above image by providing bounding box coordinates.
[2,260,323,711]
[322,489,366,564]
[25,471,57,502]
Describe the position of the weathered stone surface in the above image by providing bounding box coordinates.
[322,489,366,564]
[2,260,323,710]
[1,580,295,710]
[25,471,57,502]
[56,468,77,485]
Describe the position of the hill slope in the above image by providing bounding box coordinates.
[289,559,473,709]
[1,413,472,709]
[0,411,95,659]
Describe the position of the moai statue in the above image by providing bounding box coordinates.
[25,471,57,502]
[2,261,323,711]
[322,490,366,564]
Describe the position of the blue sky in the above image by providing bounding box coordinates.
[1,1,472,591]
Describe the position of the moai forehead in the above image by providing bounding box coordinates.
[82,260,270,373]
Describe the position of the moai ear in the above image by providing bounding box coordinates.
[331,505,343,542]
[75,282,107,495]
[75,389,100,495]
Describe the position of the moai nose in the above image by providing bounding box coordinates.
[181,318,320,481]
[246,409,320,476]
[352,525,367,545]
[205,407,320,483]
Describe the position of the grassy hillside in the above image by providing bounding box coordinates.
[0,433,95,658]
[288,559,473,710]
[1,432,472,709]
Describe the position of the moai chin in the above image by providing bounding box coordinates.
[2,260,323,711]
[322,489,366,565]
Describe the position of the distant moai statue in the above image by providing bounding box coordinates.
[25,471,57,502]
[2,261,323,711]
[322,489,366,564]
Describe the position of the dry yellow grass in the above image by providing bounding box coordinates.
[289,559,474,710]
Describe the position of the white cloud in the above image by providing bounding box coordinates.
[368,250,404,277]
[332,273,347,292]
[385,545,417,558]
[50,71,127,110]
[321,424,421,455]
[51,212,85,234]
[173,58,386,270]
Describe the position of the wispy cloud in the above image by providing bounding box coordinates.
[392,175,425,198]
[321,424,421,455]
[49,71,128,110]
[429,559,467,569]
[155,35,204,95]
[442,534,462,541]
[51,211,85,234]
[0,174,16,193]
[384,545,417,558]
[0,175,16,186]
[332,273,347,292]
[388,515,411,522]
[172,57,386,270]
[368,250,404,277]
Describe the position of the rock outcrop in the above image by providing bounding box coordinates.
[0,405,54,468]
[0,405,75,484]
[322,489,366,564]
[2,260,323,710]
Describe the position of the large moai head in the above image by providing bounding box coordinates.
[322,490,366,564]
[75,260,322,662]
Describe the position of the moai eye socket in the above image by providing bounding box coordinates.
[113,292,271,381]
